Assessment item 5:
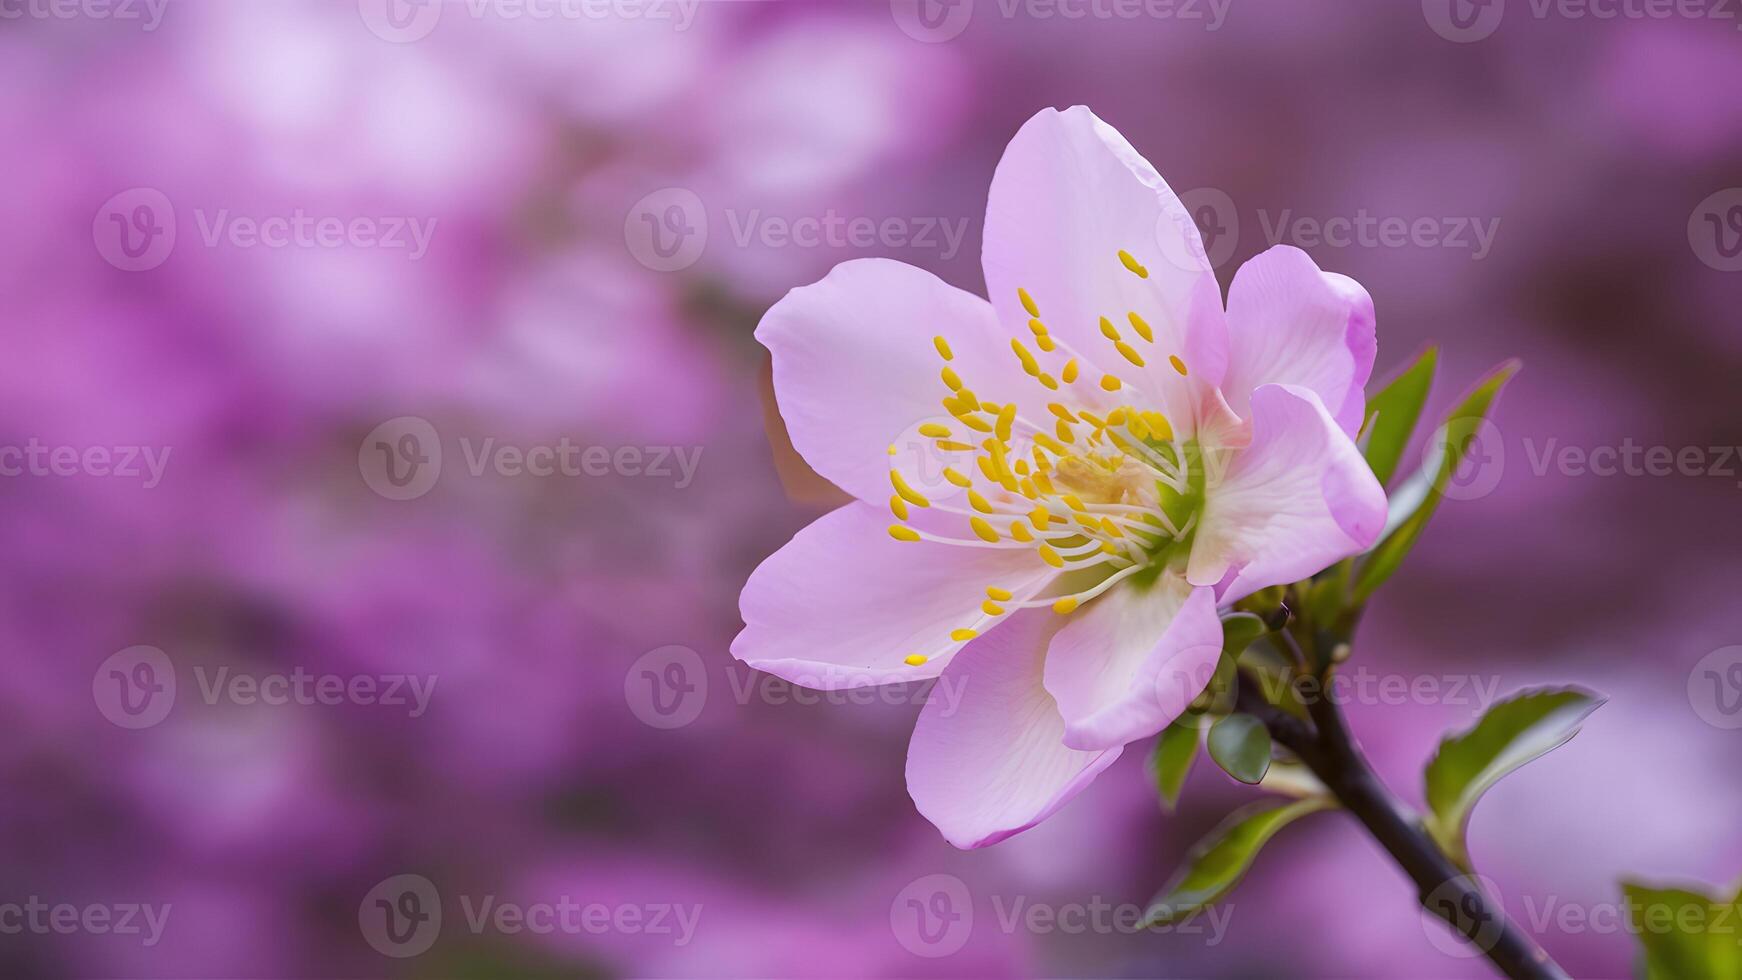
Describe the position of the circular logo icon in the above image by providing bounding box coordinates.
[1422,0,1505,43]
[1432,416,1505,501]
[625,645,708,729]
[94,188,176,272]
[357,0,442,43]
[887,415,984,503]
[1689,645,1742,730]
[359,874,442,958]
[93,645,176,729]
[1688,189,1742,273]
[359,417,442,501]
[1420,874,1506,958]
[1158,187,1238,272]
[890,0,974,42]
[890,873,973,957]
[624,188,708,273]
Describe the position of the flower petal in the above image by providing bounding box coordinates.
[1188,384,1388,601]
[1221,245,1376,436]
[1041,574,1223,751]
[755,258,1043,504]
[906,610,1121,849]
[982,105,1228,424]
[732,502,1056,689]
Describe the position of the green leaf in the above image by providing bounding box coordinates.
[1142,797,1333,925]
[1423,687,1605,869]
[1192,614,1269,715]
[1352,359,1519,602]
[1208,712,1272,785]
[1621,880,1742,980]
[1149,719,1200,812]
[1220,612,1268,659]
[1360,346,1439,487]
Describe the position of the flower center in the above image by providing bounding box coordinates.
[885,250,1207,667]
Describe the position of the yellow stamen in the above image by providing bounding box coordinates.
[1033,471,1056,496]
[1099,316,1120,341]
[1062,359,1080,383]
[891,470,930,507]
[940,366,963,391]
[1028,318,1048,337]
[982,600,1006,616]
[1036,335,1057,353]
[933,336,954,361]
[889,525,921,542]
[1170,355,1189,376]
[1100,374,1123,392]
[1063,494,1086,512]
[1055,419,1076,443]
[1029,505,1051,530]
[953,412,993,433]
[1018,287,1039,317]
[1011,338,1039,376]
[969,517,1000,543]
[1100,516,1125,538]
[1127,311,1154,343]
[1038,544,1065,568]
[1048,403,1076,423]
[1118,249,1149,278]
[1107,407,1129,425]
[967,489,994,514]
[950,628,979,642]
[918,422,950,438]
[889,495,909,521]
[1009,522,1034,542]
[943,467,973,488]
[1115,340,1145,367]
[1142,411,1173,441]
[996,403,1016,442]
[937,440,974,452]
[904,653,929,667]
[1038,372,1058,389]
[986,586,1014,601]
[1052,597,1079,615]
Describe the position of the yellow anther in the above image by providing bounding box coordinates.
[1100,374,1124,392]
[889,525,921,542]
[982,600,1006,616]
[1033,471,1056,496]
[1100,516,1125,538]
[1019,478,1038,498]
[1115,340,1146,367]
[977,456,1001,483]
[937,440,974,452]
[1052,597,1080,615]
[1074,512,1100,531]
[1009,521,1034,542]
[951,628,979,642]
[933,336,954,361]
[1079,410,1105,428]
[969,517,1000,542]
[953,388,980,411]
[996,403,1016,442]
[967,489,994,514]
[1118,249,1149,278]
[1038,373,1058,389]
[888,444,898,455]
[890,494,909,521]
[981,401,1002,413]
[1011,338,1040,376]
[940,366,963,391]
[891,470,931,507]
[1032,447,1052,471]
[1018,287,1039,318]
[1063,494,1086,512]
[1062,359,1080,383]
[1028,318,1048,337]
[1107,407,1129,425]
[1014,459,1031,476]
[1127,311,1154,343]
[1048,403,1078,423]
[986,586,1014,601]
[1038,544,1065,568]
[1029,505,1051,530]
[1036,335,1057,353]
[919,422,951,438]
[1033,432,1066,455]
[1100,541,1119,555]
[1170,355,1189,376]
[942,467,972,488]
[1099,316,1121,341]
[953,412,993,433]
[904,653,929,666]
[1142,411,1173,441]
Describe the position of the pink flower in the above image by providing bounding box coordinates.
[734,106,1386,849]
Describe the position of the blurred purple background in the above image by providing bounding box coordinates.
[3,1,1740,976]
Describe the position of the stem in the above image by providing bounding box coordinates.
[1241,679,1567,980]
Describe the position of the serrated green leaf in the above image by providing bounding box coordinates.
[1142,797,1332,926]
[1424,687,1605,869]
[1208,712,1272,785]
[1360,347,1439,487]
[1150,719,1200,812]
[1352,359,1519,602]
[1621,880,1742,980]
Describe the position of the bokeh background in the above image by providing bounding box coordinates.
[3,0,1740,976]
